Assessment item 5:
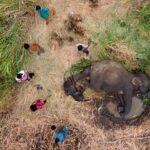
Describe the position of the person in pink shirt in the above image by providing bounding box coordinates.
[30,99,47,111]
[15,70,34,83]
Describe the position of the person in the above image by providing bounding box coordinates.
[64,78,84,101]
[15,70,34,83]
[51,125,68,145]
[76,43,89,56]
[30,99,47,112]
[23,43,45,55]
[35,5,49,24]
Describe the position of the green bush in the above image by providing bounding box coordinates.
[65,59,92,76]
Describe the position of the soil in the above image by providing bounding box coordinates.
[1,0,150,150]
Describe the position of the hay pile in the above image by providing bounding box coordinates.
[65,13,85,36]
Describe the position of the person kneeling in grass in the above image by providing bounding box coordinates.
[50,125,68,145]
[35,5,49,24]
[23,43,45,55]
[15,70,34,83]
[30,99,47,112]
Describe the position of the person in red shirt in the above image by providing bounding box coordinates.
[30,99,47,111]
[23,43,45,55]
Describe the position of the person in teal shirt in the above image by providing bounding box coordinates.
[35,5,49,24]
[51,125,68,145]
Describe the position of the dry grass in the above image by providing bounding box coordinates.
[105,42,139,71]
[0,115,87,150]
[51,31,64,46]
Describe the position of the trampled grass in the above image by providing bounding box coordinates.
[0,0,35,111]
[90,2,150,74]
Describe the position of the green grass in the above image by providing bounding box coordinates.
[0,0,35,111]
[90,3,150,74]
[142,96,149,106]
[65,59,92,76]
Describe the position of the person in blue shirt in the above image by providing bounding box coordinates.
[35,5,49,24]
[51,125,68,145]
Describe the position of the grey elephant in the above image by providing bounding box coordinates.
[64,60,150,115]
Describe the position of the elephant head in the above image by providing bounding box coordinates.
[132,72,150,98]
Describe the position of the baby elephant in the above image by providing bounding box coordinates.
[64,60,150,115]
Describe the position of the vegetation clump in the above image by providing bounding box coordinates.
[0,0,35,110]
[65,59,92,76]
[142,96,149,106]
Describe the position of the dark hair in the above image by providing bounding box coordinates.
[51,125,56,130]
[30,104,37,111]
[17,73,22,79]
[35,5,41,11]
[77,45,83,51]
[24,43,30,49]
[55,138,60,144]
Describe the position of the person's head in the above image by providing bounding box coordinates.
[77,45,83,51]
[30,104,37,111]
[23,43,30,49]
[55,138,60,144]
[51,125,56,130]
[17,73,22,79]
[35,5,41,11]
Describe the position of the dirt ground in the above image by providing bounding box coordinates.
[1,0,150,150]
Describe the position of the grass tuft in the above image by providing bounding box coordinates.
[142,96,149,106]
[65,59,92,76]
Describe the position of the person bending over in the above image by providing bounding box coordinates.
[30,99,47,112]
[51,125,68,145]
[35,5,49,24]
[15,70,34,83]
[23,43,45,55]
[76,43,89,56]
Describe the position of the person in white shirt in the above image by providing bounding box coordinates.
[76,43,89,56]
[15,70,34,83]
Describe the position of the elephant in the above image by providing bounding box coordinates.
[64,60,150,115]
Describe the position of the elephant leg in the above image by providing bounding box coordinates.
[115,93,125,114]
[116,93,125,105]
[123,85,133,114]
[73,67,91,82]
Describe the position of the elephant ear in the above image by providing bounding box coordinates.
[131,77,142,87]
